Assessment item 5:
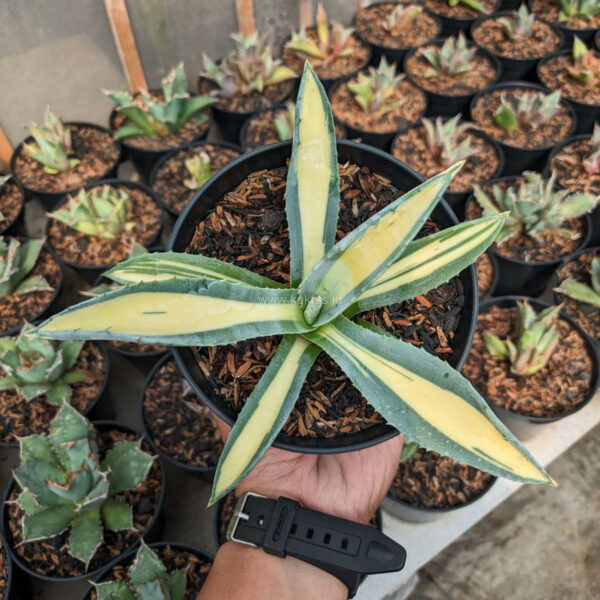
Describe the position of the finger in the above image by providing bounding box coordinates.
[210,411,232,442]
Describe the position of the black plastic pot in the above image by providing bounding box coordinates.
[45,179,164,284]
[596,29,600,52]
[537,50,600,135]
[1,420,165,583]
[168,139,478,455]
[10,122,122,211]
[465,180,592,296]
[528,0,599,45]
[500,0,522,9]
[469,81,577,175]
[429,0,502,36]
[405,40,501,117]
[0,175,25,236]
[477,296,600,439]
[1,530,32,600]
[471,13,564,82]
[149,140,244,218]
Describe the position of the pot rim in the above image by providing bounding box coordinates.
[0,175,25,235]
[427,0,503,24]
[545,132,593,179]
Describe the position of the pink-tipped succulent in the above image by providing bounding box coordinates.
[568,36,600,85]
[583,122,600,174]
[422,115,480,166]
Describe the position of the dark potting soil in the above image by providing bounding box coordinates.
[539,53,600,106]
[6,428,162,578]
[464,305,594,417]
[330,78,426,133]
[0,179,22,231]
[471,16,561,59]
[355,2,442,50]
[13,125,119,193]
[47,185,162,267]
[388,448,494,509]
[0,540,7,599]
[551,137,600,196]
[88,545,212,600]
[475,252,495,298]
[0,244,60,335]
[198,78,294,113]
[111,90,210,151]
[143,359,222,468]
[467,188,584,262]
[530,0,600,30]
[187,164,463,439]
[391,123,501,193]
[423,0,499,18]
[556,250,600,341]
[282,29,370,80]
[0,342,106,443]
[405,46,497,96]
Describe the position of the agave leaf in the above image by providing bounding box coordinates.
[304,316,553,485]
[103,441,153,495]
[101,498,134,531]
[45,383,72,405]
[68,508,103,566]
[34,279,311,346]
[112,124,152,140]
[22,504,77,541]
[298,163,462,327]
[11,275,53,296]
[49,403,90,445]
[16,489,43,515]
[210,335,320,503]
[19,434,60,466]
[129,542,168,586]
[47,470,92,503]
[95,582,136,600]
[286,62,340,286]
[177,95,215,128]
[168,569,188,600]
[14,459,71,505]
[555,279,600,307]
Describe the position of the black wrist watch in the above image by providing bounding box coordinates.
[226,492,406,598]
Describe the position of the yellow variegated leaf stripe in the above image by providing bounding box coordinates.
[35,279,311,346]
[210,335,320,504]
[305,316,553,485]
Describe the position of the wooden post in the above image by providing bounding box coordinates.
[0,125,13,173]
[104,0,147,93]
[235,0,257,36]
[299,0,314,28]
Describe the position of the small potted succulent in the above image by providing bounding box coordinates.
[3,404,164,581]
[329,57,427,149]
[199,33,297,143]
[11,108,121,210]
[383,443,496,522]
[471,4,564,81]
[476,251,499,298]
[107,63,214,182]
[391,114,504,218]
[466,171,597,295]
[470,83,576,174]
[35,64,552,507]
[404,33,500,116]
[0,176,25,236]
[354,2,443,66]
[82,541,213,600]
[46,181,163,283]
[464,297,599,439]
[554,247,600,341]
[0,237,62,337]
[421,0,501,35]
[0,323,109,445]
[150,141,242,217]
[282,3,371,90]
[140,353,223,476]
[538,37,600,134]
[529,0,600,44]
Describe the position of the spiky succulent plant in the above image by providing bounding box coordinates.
[568,36,600,84]
[202,33,296,98]
[183,152,212,191]
[348,57,405,114]
[421,33,477,78]
[23,108,79,174]
[494,91,562,131]
[422,115,480,166]
[555,255,600,307]
[474,171,598,243]
[49,185,135,240]
[94,542,188,600]
[445,0,487,13]
[286,3,355,60]
[0,237,52,298]
[499,4,535,40]
[0,323,84,404]
[558,0,600,22]
[35,63,552,505]
[106,63,215,141]
[484,301,561,376]
[12,404,154,566]
[274,102,296,141]
[583,122,600,174]
[383,4,424,33]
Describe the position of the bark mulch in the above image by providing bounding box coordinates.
[0,540,7,599]
[539,53,600,106]
[551,137,600,196]
[476,252,495,298]
[0,179,23,231]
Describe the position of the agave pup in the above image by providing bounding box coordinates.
[555,255,600,306]
[0,237,52,298]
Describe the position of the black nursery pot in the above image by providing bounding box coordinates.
[465,181,592,297]
[432,0,502,36]
[471,13,565,83]
[1,421,166,583]
[1,530,32,600]
[596,30,600,52]
[469,82,577,175]
[477,296,600,439]
[46,179,164,285]
[10,122,122,211]
[500,0,521,9]
[169,140,478,455]
[0,175,25,236]
[405,41,501,118]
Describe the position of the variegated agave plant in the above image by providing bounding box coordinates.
[36,63,552,504]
